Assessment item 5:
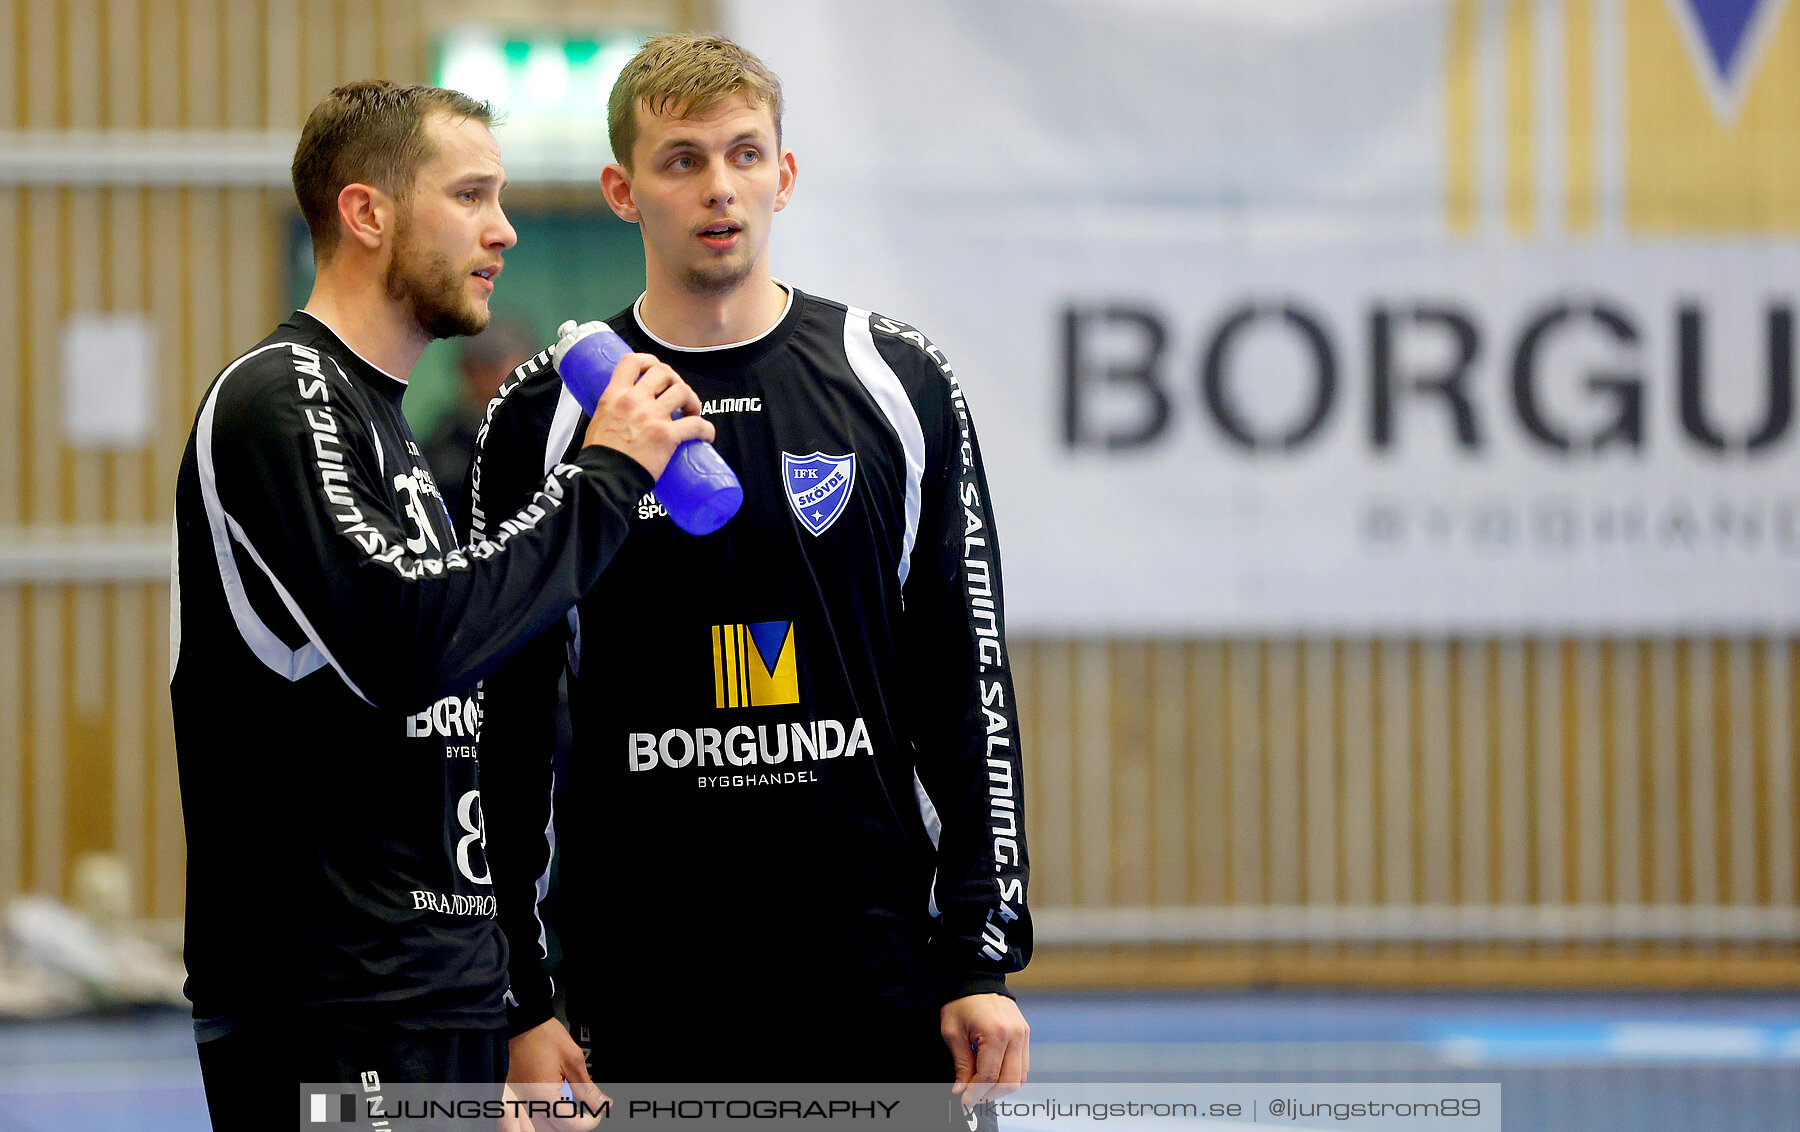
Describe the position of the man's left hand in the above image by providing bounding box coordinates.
[499,1083,537,1132]
[940,993,1029,1106]
[508,1019,607,1130]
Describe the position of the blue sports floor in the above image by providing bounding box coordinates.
[1,991,1796,1130]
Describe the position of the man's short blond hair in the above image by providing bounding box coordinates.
[608,33,783,169]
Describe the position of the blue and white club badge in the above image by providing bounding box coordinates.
[782,451,857,536]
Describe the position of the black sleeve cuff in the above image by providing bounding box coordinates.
[572,442,657,496]
[506,996,557,1038]
[938,972,1014,1005]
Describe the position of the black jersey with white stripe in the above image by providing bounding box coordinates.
[169,311,652,1026]
[475,287,1030,1033]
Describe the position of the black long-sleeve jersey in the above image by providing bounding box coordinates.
[170,311,653,1027]
[473,286,1030,1035]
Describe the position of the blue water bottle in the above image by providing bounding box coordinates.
[552,320,743,535]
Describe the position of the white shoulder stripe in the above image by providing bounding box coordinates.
[843,308,925,588]
[545,385,584,477]
[223,511,373,704]
[195,341,373,703]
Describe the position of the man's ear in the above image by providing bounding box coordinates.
[600,164,639,224]
[773,149,797,213]
[335,183,395,251]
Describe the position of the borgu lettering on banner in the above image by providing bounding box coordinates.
[1061,299,1790,461]
[728,0,1800,632]
[1040,247,1800,634]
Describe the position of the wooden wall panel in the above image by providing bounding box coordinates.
[150,578,180,918]
[1457,641,1490,906]
[65,584,109,882]
[1149,642,1189,905]
[221,0,262,130]
[1017,642,1069,909]
[1645,641,1679,903]
[1610,640,1642,903]
[0,588,21,909]
[222,189,271,370]
[104,0,143,130]
[1532,639,1563,904]
[1227,642,1256,904]
[110,584,148,914]
[185,0,221,128]
[334,0,378,88]
[146,187,185,523]
[29,590,66,896]
[143,0,181,128]
[108,190,148,519]
[299,0,339,112]
[265,0,303,128]
[1109,643,1151,906]
[1378,640,1413,905]
[377,0,427,98]
[22,0,59,130]
[0,0,16,908]
[1265,641,1302,905]
[23,185,58,524]
[0,0,16,132]
[1769,644,1795,907]
[0,189,16,533]
[67,0,101,128]
[64,179,107,896]
[1493,641,1530,904]
[1688,640,1718,906]
[1006,634,1799,984]
[182,184,226,437]
[1726,640,1758,906]
[1073,641,1110,905]
[1338,642,1378,906]
[1302,640,1337,905]
[1571,640,1605,903]
[1418,640,1454,905]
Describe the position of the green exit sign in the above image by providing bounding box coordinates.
[434,28,645,163]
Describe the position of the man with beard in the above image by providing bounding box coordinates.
[170,80,709,1129]
[475,34,1030,1119]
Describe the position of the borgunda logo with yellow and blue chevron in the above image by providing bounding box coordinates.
[711,621,800,709]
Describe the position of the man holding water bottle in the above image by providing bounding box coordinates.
[169,79,708,1128]
[474,33,1032,1113]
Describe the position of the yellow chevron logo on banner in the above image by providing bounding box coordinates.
[1446,0,1800,235]
[712,621,800,709]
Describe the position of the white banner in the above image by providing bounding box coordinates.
[725,0,1800,633]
